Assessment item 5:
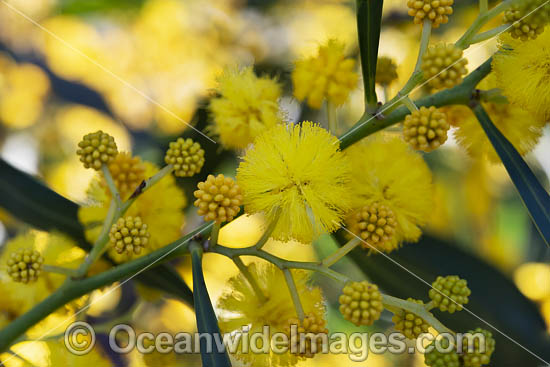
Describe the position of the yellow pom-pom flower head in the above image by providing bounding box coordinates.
[460,328,496,367]
[376,56,398,86]
[407,0,453,28]
[285,313,329,358]
[217,263,325,366]
[452,75,546,163]
[237,122,352,243]
[77,130,118,170]
[493,29,550,121]
[338,281,384,326]
[109,216,150,256]
[6,249,44,283]
[403,106,450,152]
[164,137,205,177]
[347,203,397,253]
[106,152,146,200]
[422,43,467,90]
[209,67,282,150]
[346,136,433,252]
[391,298,430,339]
[292,39,358,109]
[193,174,242,223]
[428,275,470,313]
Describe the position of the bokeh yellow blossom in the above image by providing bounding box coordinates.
[217,262,325,366]
[0,54,50,129]
[345,136,433,252]
[209,67,282,150]
[237,122,352,243]
[292,39,358,109]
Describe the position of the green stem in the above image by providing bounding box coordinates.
[414,19,432,73]
[233,257,267,303]
[0,222,212,353]
[283,268,305,321]
[255,208,281,250]
[479,0,488,14]
[42,265,77,277]
[327,101,338,133]
[74,199,117,278]
[470,24,510,44]
[122,164,174,212]
[210,222,221,247]
[382,294,455,336]
[455,0,518,49]
[212,244,350,284]
[322,237,361,267]
[101,164,121,207]
[383,71,424,114]
[338,56,493,149]
[402,96,419,113]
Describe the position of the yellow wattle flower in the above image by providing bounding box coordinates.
[209,67,282,150]
[451,75,545,163]
[494,29,550,121]
[292,39,358,109]
[217,262,325,366]
[0,231,87,331]
[346,136,433,252]
[78,162,186,257]
[237,122,352,244]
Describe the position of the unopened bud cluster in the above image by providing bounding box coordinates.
[77,130,118,170]
[429,275,470,313]
[285,313,328,358]
[403,106,450,152]
[338,281,384,326]
[349,203,397,253]
[109,216,150,255]
[421,43,467,90]
[6,249,44,283]
[164,138,205,177]
[194,174,243,223]
[407,0,454,28]
[391,298,430,339]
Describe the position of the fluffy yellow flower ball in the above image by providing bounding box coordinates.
[209,67,283,150]
[494,29,550,121]
[217,263,325,366]
[237,122,352,243]
[346,136,433,251]
[292,39,358,109]
[452,75,545,163]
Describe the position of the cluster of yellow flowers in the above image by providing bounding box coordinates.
[11,0,550,361]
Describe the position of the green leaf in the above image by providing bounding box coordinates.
[190,244,232,367]
[0,159,86,243]
[330,232,550,366]
[356,0,384,107]
[0,158,193,305]
[472,104,550,247]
